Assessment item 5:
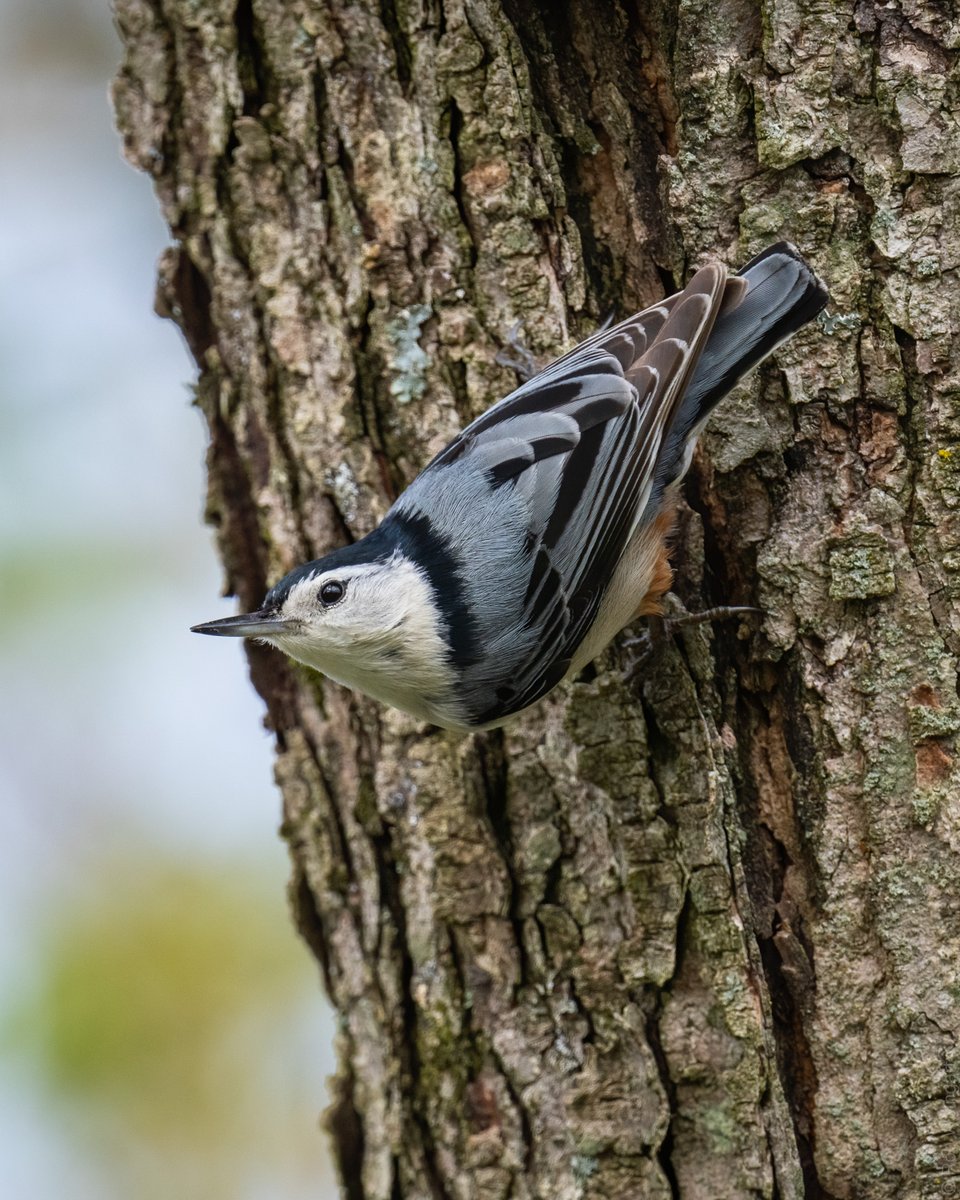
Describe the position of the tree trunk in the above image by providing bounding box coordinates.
[113,1,960,1196]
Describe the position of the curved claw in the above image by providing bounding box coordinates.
[495,321,541,383]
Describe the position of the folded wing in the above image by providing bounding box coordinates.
[401,263,731,724]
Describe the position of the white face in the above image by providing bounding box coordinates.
[272,560,400,653]
[263,554,458,722]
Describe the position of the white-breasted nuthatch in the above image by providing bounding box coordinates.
[193,242,828,731]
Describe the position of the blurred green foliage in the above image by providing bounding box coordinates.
[6,855,332,1199]
[0,3,337,1196]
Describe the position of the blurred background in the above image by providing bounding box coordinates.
[0,1,337,1196]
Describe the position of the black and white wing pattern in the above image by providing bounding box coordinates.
[394,263,729,726]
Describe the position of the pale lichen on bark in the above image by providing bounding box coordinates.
[113,0,960,1197]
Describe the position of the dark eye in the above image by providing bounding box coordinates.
[318,579,345,606]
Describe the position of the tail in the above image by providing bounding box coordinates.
[648,242,829,506]
[685,241,829,417]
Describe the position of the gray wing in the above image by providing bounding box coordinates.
[402,264,729,725]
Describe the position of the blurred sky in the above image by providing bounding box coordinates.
[0,1,337,1196]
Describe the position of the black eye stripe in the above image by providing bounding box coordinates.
[319,580,346,606]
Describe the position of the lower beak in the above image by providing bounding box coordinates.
[191,611,291,638]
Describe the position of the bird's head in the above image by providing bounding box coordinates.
[191,540,459,720]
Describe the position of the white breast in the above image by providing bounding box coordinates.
[565,527,666,677]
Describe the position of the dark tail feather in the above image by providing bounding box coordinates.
[684,241,829,418]
[645,242,828,513]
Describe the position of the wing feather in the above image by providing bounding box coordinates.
[402,264,730,724]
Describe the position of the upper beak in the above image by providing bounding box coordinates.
[190,610,291,638]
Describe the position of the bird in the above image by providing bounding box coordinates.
[192,242,828,731]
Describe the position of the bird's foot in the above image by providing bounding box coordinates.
[495,321,541,383]
[496,313,620,383]
[665,605,764,630]
[620,616,669,689]
[621,606,763,691]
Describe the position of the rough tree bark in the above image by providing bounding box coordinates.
[114,1,960,1197]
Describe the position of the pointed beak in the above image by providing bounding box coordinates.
[190,610,291,638]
